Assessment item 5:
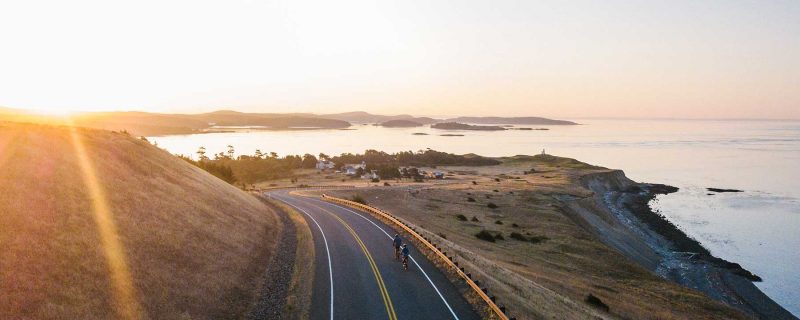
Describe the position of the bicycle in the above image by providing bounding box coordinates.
[394,246,401,261]
[402,255,408,271]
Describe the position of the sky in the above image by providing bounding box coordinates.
[0,0,798,119]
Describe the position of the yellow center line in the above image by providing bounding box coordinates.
[307,203,398,320]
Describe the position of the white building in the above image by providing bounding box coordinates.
[316,160,336,170]
[362,169,379,180]
[344,161,366,176]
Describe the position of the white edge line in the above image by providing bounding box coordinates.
[310,197,460,320]
[270,193,335,320]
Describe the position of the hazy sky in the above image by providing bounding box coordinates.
[1,0,798,119]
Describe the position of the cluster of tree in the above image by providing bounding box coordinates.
[182,145,321,184]
[179,146,498,185]
[331,149,499,179]
[178,156,236,184]
[332,149,498,168]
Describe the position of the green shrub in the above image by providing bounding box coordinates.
[509,232,527,241]
[351,194,367,204]
[456,214,468,221]
[511,223,519,228]
[529,235,549,244]
[467,197,476,202]
[495,220,503,225]
[585,294,609,312]
[494,233,504,240]
[471,216,480,222]
[475,230,495,242]
[487,202,498,209]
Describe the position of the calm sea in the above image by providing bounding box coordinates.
[150,119,800,315]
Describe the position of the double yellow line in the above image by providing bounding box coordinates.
[309,203,398,320]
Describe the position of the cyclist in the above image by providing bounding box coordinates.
[401,244,410,270]
[392,234,402,260]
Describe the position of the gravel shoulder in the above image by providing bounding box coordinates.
[247,196,298,320]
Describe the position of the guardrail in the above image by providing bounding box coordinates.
[252,185,357,192]
[322,194,511,320]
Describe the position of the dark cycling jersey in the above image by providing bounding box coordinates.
[401,247,410,257]
[393,236,402,248]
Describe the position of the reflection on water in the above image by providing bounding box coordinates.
[151,119,800,315]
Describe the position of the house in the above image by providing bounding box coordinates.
[316,160,336,170]
[344,161,367,176]
[362,169,379,180]
[433,171,445,179]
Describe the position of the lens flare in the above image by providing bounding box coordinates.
[67,124,142,319]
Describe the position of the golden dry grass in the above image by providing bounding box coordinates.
[323,155,747,320]
[0,123,281,319]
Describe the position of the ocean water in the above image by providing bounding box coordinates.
[150,119,800,315]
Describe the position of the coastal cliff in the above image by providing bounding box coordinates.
[561,170,796,319]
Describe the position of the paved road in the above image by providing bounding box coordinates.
[267,190,481,320]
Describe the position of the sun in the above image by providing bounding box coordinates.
[26,107,75,117]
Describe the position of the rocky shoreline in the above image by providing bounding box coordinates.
[562,171,796,319]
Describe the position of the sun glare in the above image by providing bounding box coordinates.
[67,123,142,319]
[28,107,75,117]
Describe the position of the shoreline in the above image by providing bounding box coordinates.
[564,170,796,319]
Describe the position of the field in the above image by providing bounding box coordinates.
[322,155,746,319]
[0,123,282,319]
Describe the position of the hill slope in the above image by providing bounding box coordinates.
[0,123,282,319]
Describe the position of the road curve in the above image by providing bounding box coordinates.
[267,190,481,320]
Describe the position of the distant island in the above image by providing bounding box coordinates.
[0,107,576,136]
[321,111,438,125]
[431,122,506,131]
[511,127,549,131]
[380,119,423,127]
[444,116,577,125]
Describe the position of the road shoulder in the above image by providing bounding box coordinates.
[247,196,301,319]
[277,199,316,319]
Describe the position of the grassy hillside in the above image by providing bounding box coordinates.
[0,123,282,319]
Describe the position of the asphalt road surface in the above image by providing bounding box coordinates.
[268,190,482,320]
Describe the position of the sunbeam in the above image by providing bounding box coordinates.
[66,124,142,319]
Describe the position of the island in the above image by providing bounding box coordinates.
[444,116,578,125]
[380,119,424,127]
[431,122,506,131]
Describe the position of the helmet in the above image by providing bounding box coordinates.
[402,244,407,248]
[394,234,399,237]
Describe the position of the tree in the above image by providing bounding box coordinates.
[302,154,318,169]
[227,145,235,159]
[269,151,278,159]
[197,146,208,161]
[254,149,263,159]
[318,153,329,161]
